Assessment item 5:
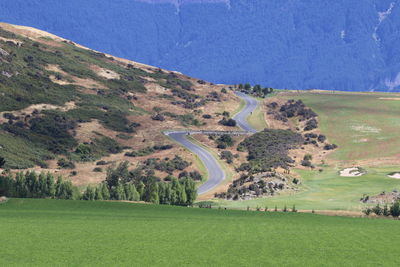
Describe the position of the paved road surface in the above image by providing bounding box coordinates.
[233,91,259,133]
[165,131,225,195]
[165,92,258,195]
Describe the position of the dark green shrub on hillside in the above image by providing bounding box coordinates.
[0,157,5,168]
[219,118,237,127]
[390,202,400,217]
[238,129,303,172]
[216,135,235,148]
[220,151,234,164]
[57,158,75,169]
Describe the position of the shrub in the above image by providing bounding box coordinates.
[237,129,303,172]
[57,158,75,169]
[363,207,372,216]
[324,144,338,150]
[372,204,383,216]
[220,151,234,164]
[317,134,326,143]
[219,118,237,127]
[93,167,102,172]
[304,118,318,131]
[303,154,313,161]
[390,201,400,217]
[152,114,165,121]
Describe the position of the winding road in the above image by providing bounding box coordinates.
[165,92,259,195]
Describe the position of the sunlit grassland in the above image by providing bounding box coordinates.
[1,199,400,266]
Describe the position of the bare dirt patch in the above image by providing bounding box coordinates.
[0,36,23,46]
[90,65,120,80]
[0,102,76,123]
[46,64,106,90]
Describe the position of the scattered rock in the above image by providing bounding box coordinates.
[361,190,400,204]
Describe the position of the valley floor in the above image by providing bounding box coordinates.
[1,199,399,266]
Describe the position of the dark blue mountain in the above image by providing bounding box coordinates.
[1,0,400,91]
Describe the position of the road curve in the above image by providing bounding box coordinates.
[165,92,259,195]
[165,131,225,195]
[233,91,259,133]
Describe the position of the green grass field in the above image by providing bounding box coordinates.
[217,165,400,211]
[280,92,400,161]
[214,91,400,211]
[1,199,400,266]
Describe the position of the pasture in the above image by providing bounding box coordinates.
[215,91,400,211]
[1,199,400,266]
[279,91,400,161]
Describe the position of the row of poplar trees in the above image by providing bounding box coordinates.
[0,166,197,206]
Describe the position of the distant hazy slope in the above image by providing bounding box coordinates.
[1,0,400,91]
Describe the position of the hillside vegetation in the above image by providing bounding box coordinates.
[1,199,400,266]
[0,23,239,187]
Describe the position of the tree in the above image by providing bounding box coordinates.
[46,172,56,198]
[15,172,28,198]
[136,181,145,200]
[94,186,103,200]
[55,177,75,200]
[145,183,159,204]
[0,174,14,197]
[124,183,133,201]
[112,183,126,200]
[106,161,130,188]
[0,157,5,168]
[182,178,197,205]
[37,172,47,198]
[130,184,140,201]
[100,183,110,200]
[83,185,95,200]
[390,201,400,217]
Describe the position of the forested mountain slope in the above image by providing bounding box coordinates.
[1,0,400,91]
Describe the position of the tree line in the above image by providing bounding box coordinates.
[237,83,274,98]
[0,161,198,206]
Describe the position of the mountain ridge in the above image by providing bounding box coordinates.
[2,0,400,91]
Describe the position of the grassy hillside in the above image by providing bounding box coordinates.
[0,23,240,187]
[1,199,400,266]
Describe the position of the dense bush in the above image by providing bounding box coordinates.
[219,118,237,127]
[216,135,235,148]
[324,144,338,150]
[57,158,76,169]
[237,129,303,172]
[304,118,318,131]
[220,151,234,164]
